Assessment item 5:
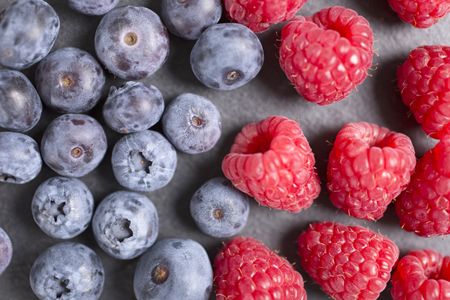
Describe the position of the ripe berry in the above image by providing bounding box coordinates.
[222,115,320,213]
[388,0,450,28]
[67,0,119,16]
[0,228,12,275]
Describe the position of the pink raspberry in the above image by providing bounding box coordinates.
[397,45,450,139]
[395,134,450,237]
[279,6,374,105]
[327,122,416,221]
[391,249,450,299]
[388,0,450,28]
[298,222,399,300]
[222,116,320,213]
[223,0,308,32]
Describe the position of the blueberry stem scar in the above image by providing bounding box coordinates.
[151,265,169,284]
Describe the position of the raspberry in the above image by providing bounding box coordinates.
[279,6,374,105]
[388,0,450,28]
[395,135,450,237]
[397,45,450,139]
[223,0,307,32]
[391,249,450,299]
[214,236,306,300]
[298,222,400,300]
[327,122,416,220]
[222,116,320,213]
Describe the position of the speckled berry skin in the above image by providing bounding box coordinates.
[222,116,320,213]
[41,114,107,178]
[391,249,450,300]
[191,23,264,91]
[224,0,307,32]
[298,222,399,300]
[0,228,12,275]
[396,134,450,237]
[327,122,416,221]
[214,236,306,300]
[95,6,170,80]
[30,242,104,300]
[279,6,374,105]
[68,0,119,16]
[31,177,94,239]
[0,132,42,184]
[0,70,42,132]
[162,93,222,154]
[92,191,159,260]
[103,82,164,134]
[388,0,450,28]
[111,130,177,192]
[397,45,450,139]
[134,238,213,300]
[190,177,250,238]
[161,0,222,40]
[35,47,106,113]
[0,0,60,70]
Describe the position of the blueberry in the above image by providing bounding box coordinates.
[103,82,165,134]
[30,242,104,300]
[190,177,250,238]
[161,0,222,40]
[67,0,119,16]
[0,228,12,275]
[92,191,159,260]
[111,130,177,192]
[31,177,94,239]
[191,23,264,90]
[0,132,42,184]
[95,6,170,80]
[0,0,60,70]
[41,114,107,177]
[162,93,222,154]
[134,239,212,300]
[35,47,106,113]
[0,70,42,132]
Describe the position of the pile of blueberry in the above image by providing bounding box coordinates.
[0,0,257,299]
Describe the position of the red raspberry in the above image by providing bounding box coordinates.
[279,6,374,105]
[327,122,416,220]
[395,135,450,237]
[388,0,450,28]
[391,249,450,299]
[214,236,307,300]
[223,0,308,33]
[397,45,450,139]
[298,222,400,300]
[221,116,320,213]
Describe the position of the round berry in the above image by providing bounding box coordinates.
[0,228,12,275]
[162,93,222,154]
[191,23,264,91]
[388,0,450,28]
[67,0,119,16]
[103,82,165,134]
[190,177,250,238]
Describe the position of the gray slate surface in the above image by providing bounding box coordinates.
[0,0,449,299]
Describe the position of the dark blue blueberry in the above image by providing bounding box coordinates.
[111,130,177,192]
[134,238,212,300]
[0,0,60,70]
[41,114,107,178]
[161,0,222,40]
[190,177,250,238]
[95,6,170,80]
[0,70,42,132]
[162,93,222,154]
[30,242,104,300]
[92,191,159,260]
[0,228,12,275]
[67,0,119,16]
[0,132,42,184]
[35,48,106,113]
[103,82,165,134]
[191,23,264,90]
[32,177,94,239]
